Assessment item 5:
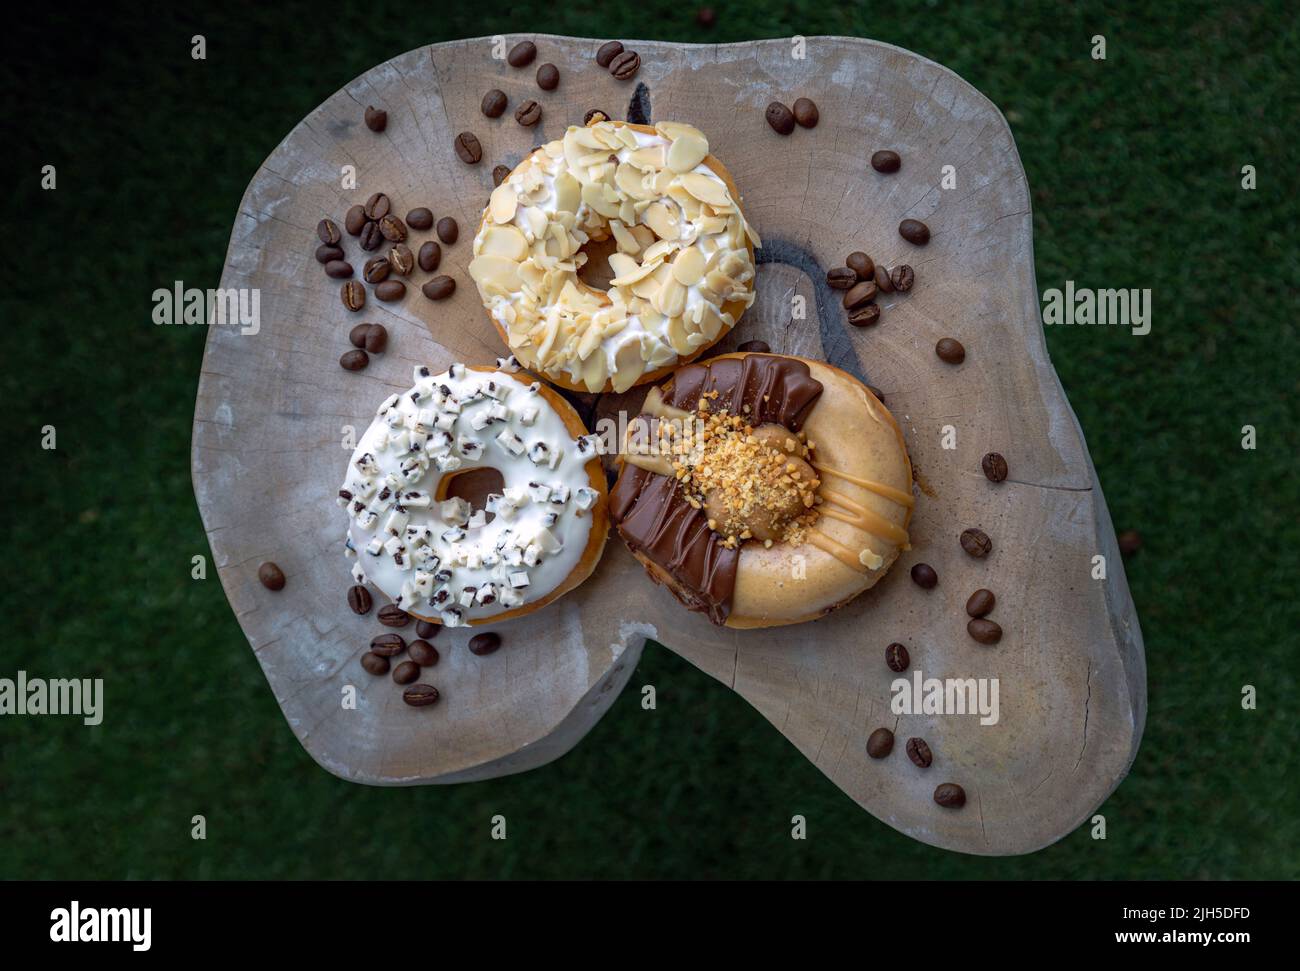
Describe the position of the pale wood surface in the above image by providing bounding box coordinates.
[192,35,1145,853]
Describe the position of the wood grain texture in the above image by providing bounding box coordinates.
[192,35,1145,852]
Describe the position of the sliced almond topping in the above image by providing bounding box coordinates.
[666,313,694,356]
[642,200,679,241]
[481,225,528,261]
[654,277,688,319]
[488,183,518,224]
[677,172,732,209]
[667,132,710,173]
[641,238,679,264]
[609,256,662,288]
[633,262,673,300]
[552,171,581,213]
[469,255,522,295]
[655,121,706,143]
[580,346,608,391]
[610,340,645,393]
[610,220,641,254]
[672,246,706,286]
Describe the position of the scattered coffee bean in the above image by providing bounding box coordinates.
[341,280,366,312]
[362,257,390,285]
[507,41,537,68]
[842,280,878,310]
[737,340,770,353]
[886,642,910,673]
[934,783,966,808]
[436,217,459,245]
[257,561,285,590]
[890,264,915,292]
[315,244,343,264]
[363,324,387,354]
[966,589,996,618]
[392,660,420,685]
[792,97,819,128]
[316,218,342,246]
[358,221,384,252]
[826,266,857,289]
[363,192,390,220]
[369,633,406,657]
[418,241,442,273]
[375,280,406,302]
[349,322,375,348]
[871,150,901,173]
[981,452,1008,483]
[960,527,992,558]
[363,106,387,132]
[596,41,624,68]
[846,252,874,279]
[910,563,938,589]
[468,631,501,656]
[906,737,933,768]
[415,620,440,640]
[899,219,931,245]
[609,49,641,81]
[408,639,440,666]
[403,684,440,707]
[515,99,542,127]
[867,727,895,759]
[346,585,373,615]
[345,205,367,236]
[377,604,411,628]
[1118,529,1142,556]
[340,348,369,371]
[454,132,483,164]
[765,101,795,135]
[481,89,508,118]
[405,207,434,231]
[848,304,881,327]
[874,264,894,293]
[388,244,414,277]
[968,618,1002,644]
[378,214,407,243]
[583,108,609,125]
[360,652,389,676]
[536,63,560,91]
[936,338,966,364]
[493,164,511,187]
[324,260,354,279]
[422,276,455,300]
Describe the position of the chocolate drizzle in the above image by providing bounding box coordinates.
[610,355,824,624]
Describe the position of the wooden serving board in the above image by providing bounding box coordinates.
[192,35,1146,854]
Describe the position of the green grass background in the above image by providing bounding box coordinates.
[1,1,1297,879]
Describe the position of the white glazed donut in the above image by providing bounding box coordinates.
[338,362,608,627]
[470,119,759,394]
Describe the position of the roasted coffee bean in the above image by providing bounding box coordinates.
[392,660,420,685]
[324,260,354,279]
[871,149,901,173]
[362,257,390,285]
[1118,529,1142,556]
[890,264,915,292]
[340,348,369,371]
[257,561,285,591]
[507,41,537,68]
[514,99,542,127]
[492,164,511,187]
[347,585,373,615]
[378,215,406,243]
[583,108,609,125]
[369,633,406,657]
[595,41,624,68]
[936,338,966,364]
[737,340,770,353]
[867,727,894,759]
[388,244,414,276]
[960,527,992,558]
[792,97,819,128]
[315,244,343,264]
[364,192,391,220]
[968,618,1002,644]
[358,221,384,252]
[481,89,508,118]
[536,63,560,91]
[345,205,367,235]
[910,563,938,589]
[375,280,406,302]
[468,631,501,656]
[317,218,342,245]
[403,684,440,707]
[966,588,996,618]
[981,452,1008,483]
[765,101,795,135]
[899,218,931,245]
[360,652,389,676]
[934,783,966,808]
[886,642,910,673]
[609,49,641,81]
[826,266,857,289]
[846,251,874,279]
[454,132,483,164]
[436,217,459,245]
[848,304,881,327]
[408,639,440,666]
[842,280,878,310]
[906,737,933,768]
[874,264,894,293]
[415,620,440,640]
[405,207,434,231]
[363,324,387,354]
[341,280,366,312]
[363,105,387,132]
[377,604,411,628]
[422,275,455,300]
[349,322,375,348]
[418,241,442,273]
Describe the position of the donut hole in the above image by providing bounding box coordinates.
[575,234,620,292]
[435,467,506,523]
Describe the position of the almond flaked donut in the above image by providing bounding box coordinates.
[338,363,608,628]
[470,119,758,394]
[609,353,915,628]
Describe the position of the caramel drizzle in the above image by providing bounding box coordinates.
[809,464,915,572]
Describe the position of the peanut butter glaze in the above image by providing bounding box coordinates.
[610,355,824,623]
